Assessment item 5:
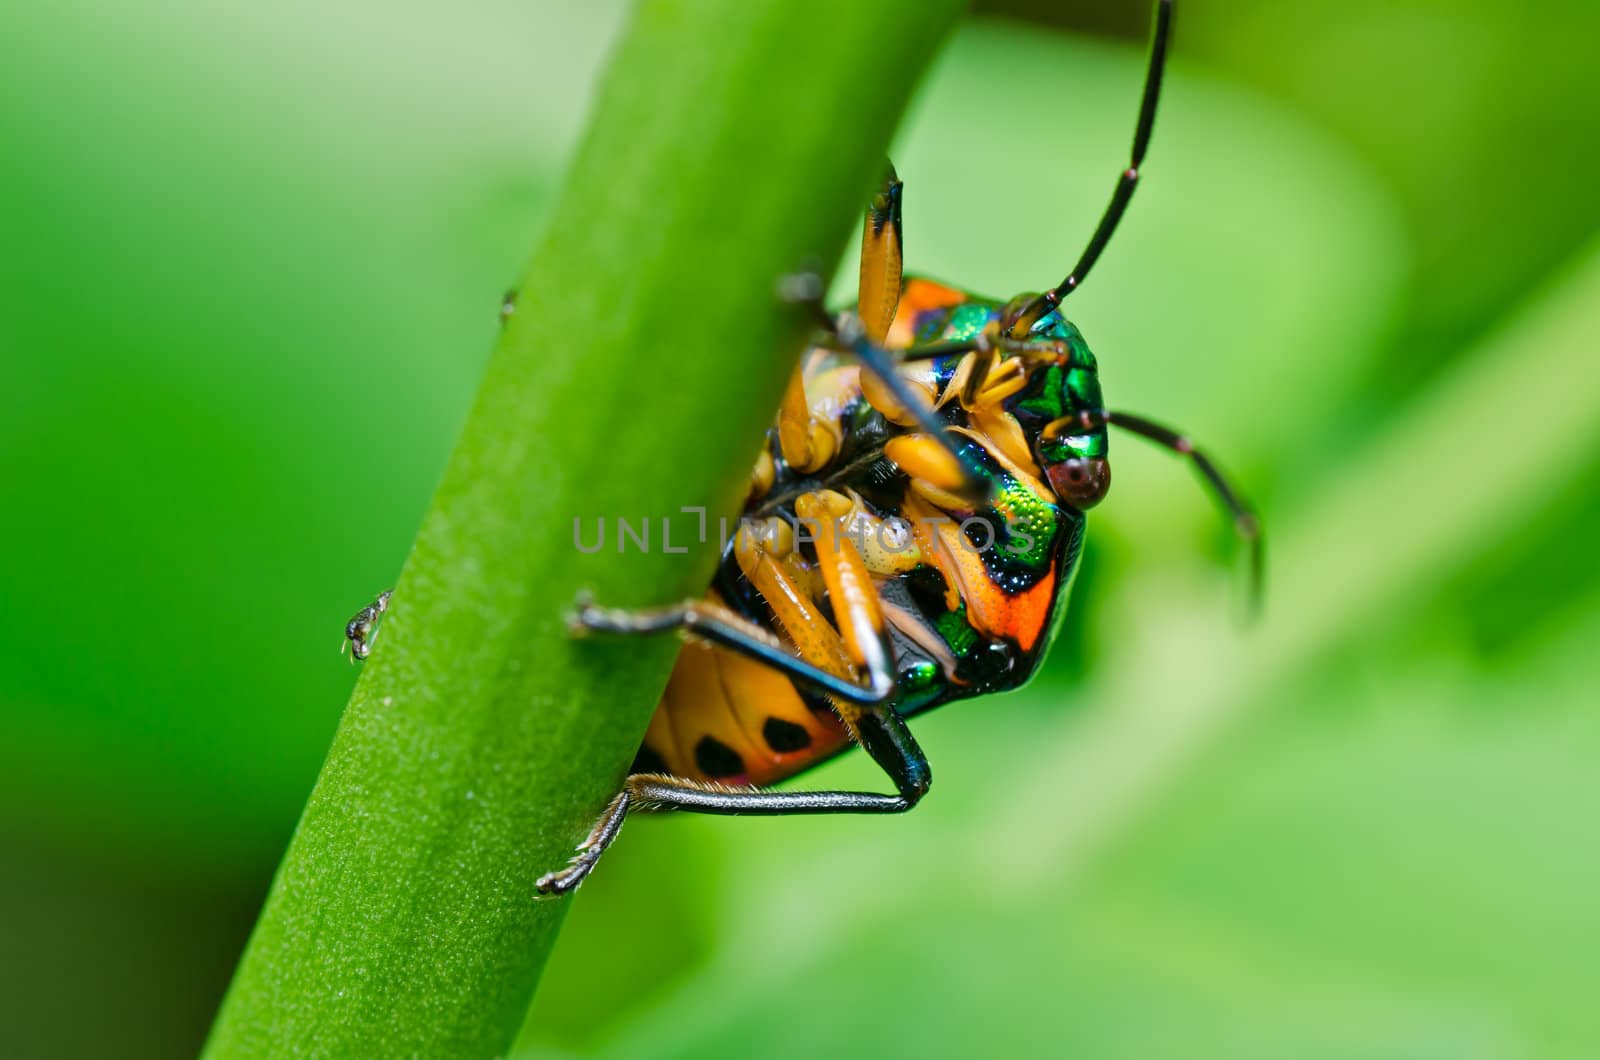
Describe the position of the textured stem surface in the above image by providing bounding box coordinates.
[205,1,966,1054]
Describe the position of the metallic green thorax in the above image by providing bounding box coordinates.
[903,286,1110,465]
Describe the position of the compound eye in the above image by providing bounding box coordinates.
[1046,457,1110,510]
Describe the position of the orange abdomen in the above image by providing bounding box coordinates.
[634,632,851,786]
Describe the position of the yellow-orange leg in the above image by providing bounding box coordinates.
[781,170,987,498]
[541,497,932,896]
[776,165,906,476]
[776,361,840,474]
[857,163,904,345]
[572,594,891,708]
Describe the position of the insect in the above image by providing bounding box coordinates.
[347,0,1259,895]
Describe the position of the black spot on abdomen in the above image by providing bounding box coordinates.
[694,735,745,779]
[631,743,669,775]
[762,717,812,753]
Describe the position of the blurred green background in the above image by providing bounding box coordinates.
[3,1,1597,1057]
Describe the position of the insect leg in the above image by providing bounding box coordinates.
[1007,0,1174,337]
[1048,407,1263,607]
[776,361,841,473]
[575,594,892,706]
[857,162,904,343]
[535,705,930,896]
[545,494,927,893]
[777,162,902,475]
[782,274,987,496]
[896,333,1091,367]
[578,498,899,704]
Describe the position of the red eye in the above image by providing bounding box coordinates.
[1047,458,1111,509]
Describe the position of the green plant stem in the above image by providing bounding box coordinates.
[204,1,965,1054]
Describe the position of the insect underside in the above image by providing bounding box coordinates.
[346,0,1259,897]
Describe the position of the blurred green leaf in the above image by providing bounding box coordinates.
[0,0,628,873]
[982,0,1600,397]
[1178,0,1600,395]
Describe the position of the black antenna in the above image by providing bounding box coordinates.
[1007,0,1174,337]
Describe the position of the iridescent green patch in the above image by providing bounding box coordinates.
[1010,319,1102,429]
[1031,313,1098,368]
[990,474,1056,570]
[1039,430,1108,463]
[1065,365,1103,410]
[1016,363,1067,420]
[934,604,979,659]
[941,302,999,342]
[966,472,1061,595]
[899,659,940,694]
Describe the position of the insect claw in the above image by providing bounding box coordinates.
[532,872,570,899]
[534,855,589,897]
